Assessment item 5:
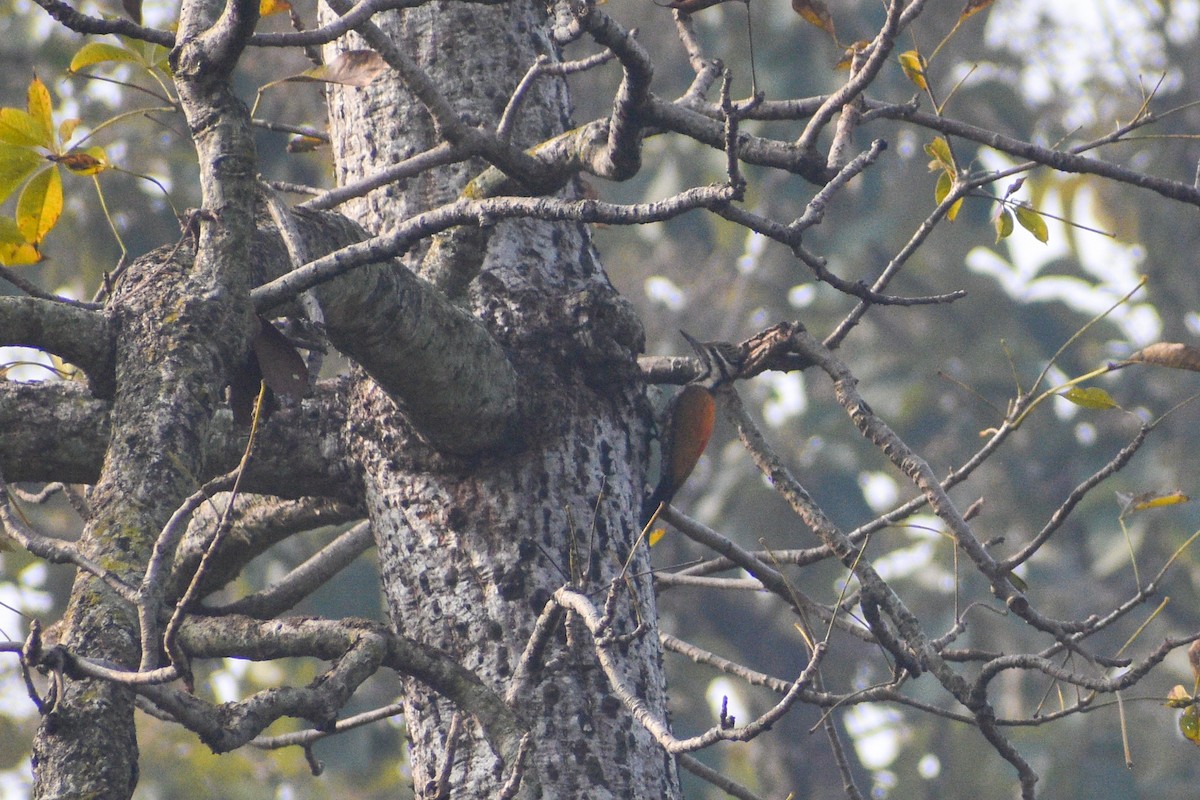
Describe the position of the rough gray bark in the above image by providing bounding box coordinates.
[321,2,677,796]
[29,0,263,793]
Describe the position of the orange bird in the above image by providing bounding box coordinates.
[642,332,744,526]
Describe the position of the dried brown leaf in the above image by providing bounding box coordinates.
[1127,342,1200,371]
[792,0,835,38]
[294,50,389,88]
[959,0,995,22]
[253,317,308,400]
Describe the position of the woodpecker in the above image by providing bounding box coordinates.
[641,332,746,526]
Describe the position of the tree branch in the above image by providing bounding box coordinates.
[0,297,114,396]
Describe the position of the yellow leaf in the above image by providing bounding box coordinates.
[648,528,666,547]
[0,216,40,265]
[994,208,1013,242]
[898,50,927,91]
[947,196,962,222]
[935,171,963,220]
[959,0,995,22]
[26,77,54,146]
[1014,204,1049,243]
[1181,707,1200,745]
[260,0,291,16]
[16,166,62,244]
[69,42,142,73]
[1060,386,1118,410]
[58,118,81,143]
[0,107,52,148]
[791,0,835,38]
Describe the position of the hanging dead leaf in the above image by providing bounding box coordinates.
[648,528,666,547]
[959,0,994,22]
[292,50,389,87]
[260,0,291,15]
[1127,342,1200,371]
[253,316,308,400]
[792,0,835,39]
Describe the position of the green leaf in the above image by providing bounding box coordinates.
[0,107,52,148]
[1014,204,1049,243]
[16,166,63,244]
[923,137,955,173]
[935,170,952,204]
[1005,570,1028,592]
[935,172,963,220]
[995,208,1013,242]
[0,145,44,204]
[1060,386,1118,410]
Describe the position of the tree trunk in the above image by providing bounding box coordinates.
[323,2,679,796]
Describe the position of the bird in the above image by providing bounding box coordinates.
[641,331,746,527]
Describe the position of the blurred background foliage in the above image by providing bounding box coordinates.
[4,0,1200,797]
